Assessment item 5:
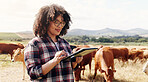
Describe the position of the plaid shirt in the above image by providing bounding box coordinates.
[24,35,74,82]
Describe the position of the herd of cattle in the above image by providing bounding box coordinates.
[0,43,148,82]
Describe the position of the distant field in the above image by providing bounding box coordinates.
[97,42,148,46]
[16,32,34,38]
[0,40,30,46]
[0,32,21,40]
[1,32,148,46]
[0,32,31,45]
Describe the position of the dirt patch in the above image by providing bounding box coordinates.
[0,61,30,82]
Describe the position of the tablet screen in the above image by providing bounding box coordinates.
[62,48,97,61]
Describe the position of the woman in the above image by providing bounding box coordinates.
[24,4,82,82]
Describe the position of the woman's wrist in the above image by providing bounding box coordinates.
[52,57,60,64]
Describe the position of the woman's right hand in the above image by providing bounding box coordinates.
[53,50,67,64]
[42,50,67,75]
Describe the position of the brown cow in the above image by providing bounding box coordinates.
[93,47,116,82]
[140,48,147,50]
[12,48,26,80]
[109,47,129,62]
[128,49,144,62]
[73,47,95,81]
[76,45,90,48]
[0,43,24,59]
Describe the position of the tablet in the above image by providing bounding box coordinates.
[62,48,98,61]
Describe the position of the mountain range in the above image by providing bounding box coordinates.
[16,28,148,38]
[66,28,148,37]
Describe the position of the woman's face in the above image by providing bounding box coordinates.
[47,15,65,38]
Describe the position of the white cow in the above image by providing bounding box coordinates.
[143,61,148,75]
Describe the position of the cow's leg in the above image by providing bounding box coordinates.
[89,61,91,74]
[111,61,115,70]
[8,54,11,60]
[103,77,106,82]
[11,54,12,60]
[82,66,85,75]
[111,62,115,79]
[23,63,25,80]
[134,58,138,63]
[79,66,82,79]
[10,52,14,60]
[93,67,97,79]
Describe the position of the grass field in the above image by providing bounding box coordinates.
[0,33,148,82]
[0,32,21,40]
[0,32,31,45]
[0,55,148,82]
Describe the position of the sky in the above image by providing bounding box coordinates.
[0,0,148,32]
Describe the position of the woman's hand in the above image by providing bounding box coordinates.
[42,50,66,75]
[53,50,67,64]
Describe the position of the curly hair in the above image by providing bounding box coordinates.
[33,4,71,37]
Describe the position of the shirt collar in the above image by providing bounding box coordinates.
[46,34,62,42]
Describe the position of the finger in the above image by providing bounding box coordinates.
[59,55,66,60]
[60,50,67,57]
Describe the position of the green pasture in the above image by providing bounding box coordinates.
[0,40,30,45]
[0,32,21,40]
[0,32,30,45]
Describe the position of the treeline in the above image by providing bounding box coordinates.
[63,35,148,44]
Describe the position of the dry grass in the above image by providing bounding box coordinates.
[1,45,148,82]
[78,59,148,82]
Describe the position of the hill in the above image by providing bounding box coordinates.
[67,28,148,37]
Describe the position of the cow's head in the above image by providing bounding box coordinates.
[17,43,24,49]
[136,50,144,59]
[12,48,24,62]
[74,67,85,81]
[99,69,116,82]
